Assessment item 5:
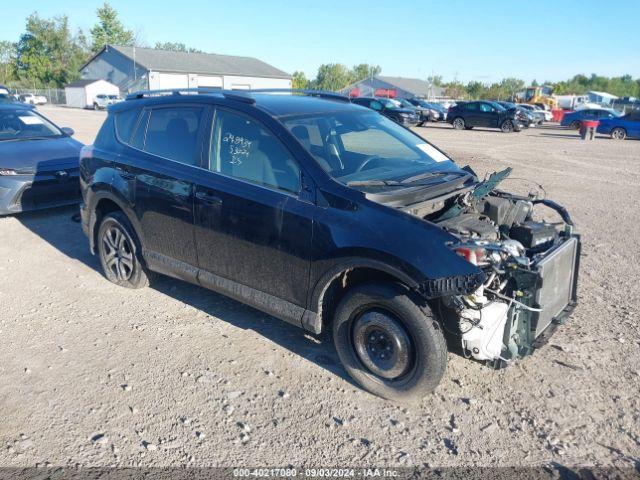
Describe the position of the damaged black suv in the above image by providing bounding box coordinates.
[80,89,580,401]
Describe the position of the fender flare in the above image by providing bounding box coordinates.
[302,257,422,334]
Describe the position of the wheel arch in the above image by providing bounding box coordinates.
[89,193,143,255]
[303,258,422,335]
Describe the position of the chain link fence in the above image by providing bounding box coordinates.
[8,87,66,105]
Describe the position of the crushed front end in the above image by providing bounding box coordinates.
[410,168,581,366]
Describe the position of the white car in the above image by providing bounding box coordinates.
[93,94,121,110]
[19,94,47,105]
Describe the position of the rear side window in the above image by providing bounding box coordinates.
[144,106,205,166]
[114,108,141,144]
[465,102,478,111]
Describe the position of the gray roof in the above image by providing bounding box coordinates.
[104,45,291,79]
[66,79,102,88]
[376,76,445,97]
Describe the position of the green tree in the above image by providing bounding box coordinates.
[154,41,203,53]
[291,70,309,90]
[466,80,485,99]
[90,1,134,52]
[427,74,443,87]
[0,40,16,84]
[351,63,381,82]
[311,63,353,91]
[15,14,87,87]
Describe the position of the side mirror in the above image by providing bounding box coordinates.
[61,127,74,136]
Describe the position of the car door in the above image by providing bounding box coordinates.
[193,107,314,324]
[117,103,209,282]
[478,102,499,127]
[464,102,481,126]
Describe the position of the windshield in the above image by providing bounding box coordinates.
[494,102,509,110]
[0,94,17,104]
[379,98,400,108]
[108,95,119,99]
[0,109,62,141]
[283,110,458,186]
[396,99,414,108]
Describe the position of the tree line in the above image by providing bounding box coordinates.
[1,3,639,100]
[0,2,204,88]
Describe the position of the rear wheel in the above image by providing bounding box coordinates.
[611,127,627,140]
[501,120,515,133]
[332,283,447,402]
[452,117,465,130]
[97,212,153,289]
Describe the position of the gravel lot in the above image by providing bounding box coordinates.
[1,105,639,472]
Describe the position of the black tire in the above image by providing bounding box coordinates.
[500,120,515,133]
[93,103,99,110]
[570,120,581,130]
[332,283,447,402]
[611,127,627,140]
[452,117,465,130]
[464,126,474,130]
[97,212,153,289]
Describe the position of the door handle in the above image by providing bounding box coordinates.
[195,191,223,206]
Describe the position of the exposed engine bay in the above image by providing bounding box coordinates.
[406,168,581,366]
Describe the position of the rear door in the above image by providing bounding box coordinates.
[117,103,209,281]
[193,107,314,323]
[464,102,481,126]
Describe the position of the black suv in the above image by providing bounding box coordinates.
[447,101,524,132]
[351,97,420,126]
[80,89,580,401]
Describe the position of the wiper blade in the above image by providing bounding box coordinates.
[347,170,472,188]
[346,179,405,187]
[400,170,470,184]
[0,136,54,142]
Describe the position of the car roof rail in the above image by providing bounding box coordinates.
[249,88,350,103]
[125,87,349,104]
[125,88,256,104]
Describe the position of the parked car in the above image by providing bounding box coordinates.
[519,103,552,122]
[596,110,640,140]
[407,98,446,123]
[19,93,47,106]
[447,101,525,132]
[495,101,536,127]
[351,97,420,126]
[560,108,622,129]
[0,104,82,215]
[79,89,580,401]
[511,103,545,125]
[93,94,121,110]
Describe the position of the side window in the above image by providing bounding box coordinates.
[114,108,141,144]
[370,101,383,111]
[479,103,493,113]
[144,106,204,166]
[465,102,478,111]
[130,109,150,150]
[210,109,300,194]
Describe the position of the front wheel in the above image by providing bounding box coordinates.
[611,127,627,140]
[97,212,153,288]
[452,117,465,130]
[332,283,447,402]
[501,120,515,133]
[570,120,581,130]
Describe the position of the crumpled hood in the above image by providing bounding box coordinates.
[0,136,83,172]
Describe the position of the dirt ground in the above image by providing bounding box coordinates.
[0,105,639,472]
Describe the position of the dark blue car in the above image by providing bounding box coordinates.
[79,89,581,400]
[597,110,640,140]
[0,104,82,215]
[560,108,621,129]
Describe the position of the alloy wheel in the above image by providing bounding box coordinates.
[101,225,134,282]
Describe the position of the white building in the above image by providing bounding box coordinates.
[65,79,120,108]
[79,45,291,94]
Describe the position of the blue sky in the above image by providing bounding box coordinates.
[2,0,639,83]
